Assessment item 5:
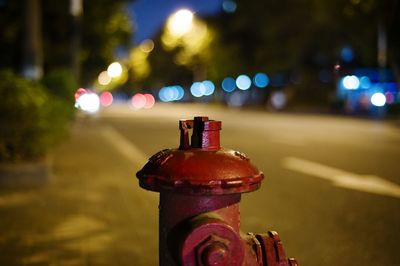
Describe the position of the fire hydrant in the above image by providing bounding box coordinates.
[137,116,298,266]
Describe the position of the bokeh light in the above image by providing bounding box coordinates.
[131,93,147,109]
[143,93,155,108]
[74,88,87,101]
[370,92,386,107]
[76,92,100,113]
[222,0,237,13]
[236,74,251,90]
[270,91,287,109]
[340,46,354,62]
[385,92,394,104]
[167,9,194,37]
[202,80,215,96]
[342,75,360,90]
[159,86,184,102]
[253,73,269,88]
[98,71,111,85]
[227,91,245,107]
[359,76,371,89]
[100,91,113,107]
[221,77,236,92]
[190,82,205,97]
[107,62,123,78]
[139,39,155,53]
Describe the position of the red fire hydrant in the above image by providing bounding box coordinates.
[137,116,298,266]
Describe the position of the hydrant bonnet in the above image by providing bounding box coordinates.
[137,116,264,195]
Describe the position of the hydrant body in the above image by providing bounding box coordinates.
[137,117,297,266]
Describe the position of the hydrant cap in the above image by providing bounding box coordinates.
[136,117,264,195]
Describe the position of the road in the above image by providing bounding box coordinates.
[101,103,400,266]
[1,102,399,266]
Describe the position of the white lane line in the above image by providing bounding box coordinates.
[283,157,400,199]
[100,126,149,165]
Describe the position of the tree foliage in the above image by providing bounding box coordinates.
[0,0,134,84]
[144,0,399,88]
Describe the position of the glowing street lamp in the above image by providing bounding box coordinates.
[166,9,194,37]
[107,62,123,78]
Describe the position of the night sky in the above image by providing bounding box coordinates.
[128,0,223,44]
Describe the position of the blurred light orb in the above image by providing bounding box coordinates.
[167,9,194,36]
[98,71,111,85]
[175,86,185,100]
[159,87,175,102]
[370,92,386,107]
[74,88,87,101]
[359,76,371,89]
[385,92,394,104]
[270,91,287,109]
[159,86,184,102]
[131,93,147,109]
[227,91,244,107]
[202,80,215,96]
[190,82,205,97]
[340,46,354,62]
[221,77,236,92]
[158,88,168,102]
[253,73,269,88]
[139,39,155,53]
[342,75,359,90]
[76,92,100,113]
[222,0,237,13]
[236,74,251,90]
[107,62,123,78]
[100,91,113,107]
[143,93,155,109]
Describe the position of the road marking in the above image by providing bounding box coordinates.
[100,126,148,165]
[283,157,400,199]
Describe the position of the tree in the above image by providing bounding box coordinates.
[0,0,134,85]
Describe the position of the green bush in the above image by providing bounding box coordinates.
[0,69,74,162]
[42,68,76,101]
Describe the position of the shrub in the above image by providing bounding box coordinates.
[0,69,74,162]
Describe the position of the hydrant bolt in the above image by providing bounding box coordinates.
[201,242,229,266]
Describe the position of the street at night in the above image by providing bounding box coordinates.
[1,1,400,265]
[1,103,399,265]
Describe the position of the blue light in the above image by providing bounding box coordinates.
[190,82,204,97]
[236,74,251,90]
[253,73,269,88]
[221,77,236,92]
[359,76,371,89]
[340,46,354,62]
[158,86,184,102]
[342,75,359,90]
[222,0,237,13]
[174,86,184,100]
[202,80,215,96]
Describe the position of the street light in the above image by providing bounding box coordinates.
[166,9,194,37]
[107,62,123,78]
[162,8,211,81]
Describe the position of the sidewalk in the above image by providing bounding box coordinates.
[0,118,158,266]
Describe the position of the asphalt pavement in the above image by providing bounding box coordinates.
[0,103,399,266]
